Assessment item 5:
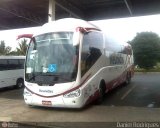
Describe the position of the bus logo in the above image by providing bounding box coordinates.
[39,89,53,93]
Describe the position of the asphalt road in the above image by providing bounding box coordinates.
[102,73,160,108]
[1,73,160,125]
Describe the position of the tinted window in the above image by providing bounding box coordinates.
[8,59,19,64]
[19,59,25,69]
[81,32,103,76]
[8,59,19,70]
[84,32,103,52]
[105,39,122,53]
[0,59,8,71]
[109,54,124,65]
[0,59,25,71]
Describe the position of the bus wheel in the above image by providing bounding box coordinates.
[27,104,33,107]
[96,81,106,104]
[125,72,131,85]
[16,79,24,88]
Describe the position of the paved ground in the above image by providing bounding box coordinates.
[0,73,160,126]
[102,73,160,108]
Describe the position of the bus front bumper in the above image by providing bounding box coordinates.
[23,88,84,108]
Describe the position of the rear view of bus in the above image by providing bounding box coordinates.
[24,18,134,108]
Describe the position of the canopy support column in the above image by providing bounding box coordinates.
[48,0,56,22]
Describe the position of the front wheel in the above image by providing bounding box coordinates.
[16,79,24,88]
[96,81,106,104]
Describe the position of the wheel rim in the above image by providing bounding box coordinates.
[17,80,24,88]
[18,82,23,87]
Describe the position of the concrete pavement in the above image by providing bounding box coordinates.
[0,73,160,123]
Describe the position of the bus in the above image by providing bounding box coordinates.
[0,56,25,89]
[22,18,134,108]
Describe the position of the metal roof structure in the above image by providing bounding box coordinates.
[0,0,160,30]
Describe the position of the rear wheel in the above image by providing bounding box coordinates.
[16,79,24,88]
[125,72,131,85]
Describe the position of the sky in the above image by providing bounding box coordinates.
[0,14,160,50]
[92,14,160,43]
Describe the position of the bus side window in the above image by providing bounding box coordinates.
[0,59,8,71]
[81,36,89,76]
[105,38,122,53]
[8,59,19,70]
[19,59,25,69]
[81,31,103,77]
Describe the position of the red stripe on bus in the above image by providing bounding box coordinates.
[84,65,134,105]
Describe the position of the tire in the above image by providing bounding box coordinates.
[125,72,131,85]
[96,81,106,104]
[16,79,24,88]
[27,104,33,107]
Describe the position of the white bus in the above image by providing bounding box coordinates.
[0,56,25,89]
[22,18,134,108]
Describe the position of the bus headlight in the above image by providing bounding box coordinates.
[64,89,80,98]
[24,89,32,96]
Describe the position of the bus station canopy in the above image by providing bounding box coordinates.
[0,0,160,30]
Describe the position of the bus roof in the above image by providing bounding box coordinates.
[34,18,101,36]
[0,56,25,59]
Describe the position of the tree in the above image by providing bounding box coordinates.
[130,32,160,69]
[7,51,19,55]
[0,40,11,55]
[16,39,28,55]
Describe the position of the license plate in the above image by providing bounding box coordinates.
[42,100,52,106]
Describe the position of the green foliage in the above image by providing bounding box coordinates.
[7,51,19,55]
[0,40,11,55]
[155,62,160,69]
[16,39,28,55]
[131,32,160,69]
[135,68,160,72]
[0,39,28,56]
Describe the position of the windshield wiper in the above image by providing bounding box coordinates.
[28,73,71,82]
[28,73,42,82]
[46,74,72,82]
[44,74,71,82]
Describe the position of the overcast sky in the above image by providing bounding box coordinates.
[0,14,160,50]
[92,14,160,43]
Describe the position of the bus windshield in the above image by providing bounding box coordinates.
[25,32,79,85]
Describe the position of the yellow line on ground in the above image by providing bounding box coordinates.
[121,85,136,100]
